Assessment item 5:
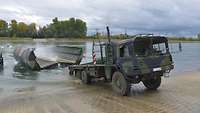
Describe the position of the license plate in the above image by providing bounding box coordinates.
[153,67,162,72]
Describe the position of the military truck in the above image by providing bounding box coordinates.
[68,27,174,96]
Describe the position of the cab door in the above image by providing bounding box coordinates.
[117,44,134,76]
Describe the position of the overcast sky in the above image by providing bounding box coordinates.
[0,0,200,36]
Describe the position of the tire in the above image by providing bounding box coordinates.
[69,70,74,76]
[75,71,81,79]
[112,72,131,96]
[81,71,91,84]
[143,74,161,90]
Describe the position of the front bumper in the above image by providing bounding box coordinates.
[127,65,174,76]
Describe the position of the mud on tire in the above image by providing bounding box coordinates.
[142,74,161,90]
[112,72,131,96]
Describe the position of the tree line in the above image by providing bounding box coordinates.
[0,19,36,37]
[0,17,87,38]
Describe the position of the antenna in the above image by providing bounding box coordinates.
[105,26,113,65]
[106,26,111,43]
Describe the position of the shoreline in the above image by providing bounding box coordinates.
[1,37,200,43]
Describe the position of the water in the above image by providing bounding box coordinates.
[171,43,200,75]
[0,41,200,97]
[0,42,200,80]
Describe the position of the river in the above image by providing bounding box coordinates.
[0,41,200,113]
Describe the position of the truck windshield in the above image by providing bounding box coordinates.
[152,43,167,55]
[134,38,168,56]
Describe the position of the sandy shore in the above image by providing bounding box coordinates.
[0,72,200,113]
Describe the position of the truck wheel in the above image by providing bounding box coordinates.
[69,70,74,76]
[143,74,161,90]
[81,71,91,84]
[75,71,81,79]
[112,72,131,96]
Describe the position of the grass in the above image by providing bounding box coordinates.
[168,37,200,43]
[0,37,33,43]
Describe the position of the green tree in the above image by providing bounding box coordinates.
[52,17,58,23]
[28,23,37,37]
[10,20,18,37]
[0,18,87,38]
[0,19,8,37]
[17,22,29,37]
[42,17,87,38]
[52,17,60,37]
[75,19,87,37]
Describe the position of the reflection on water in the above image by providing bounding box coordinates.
[13,63,39,80]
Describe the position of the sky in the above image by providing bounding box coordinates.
[0,0,200,37]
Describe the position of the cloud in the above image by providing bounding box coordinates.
[0,0,200,36]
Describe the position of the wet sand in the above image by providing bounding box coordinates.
[0,72,200,113]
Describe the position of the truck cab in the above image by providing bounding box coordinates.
[104,35,174,95]
[110,36,173,77]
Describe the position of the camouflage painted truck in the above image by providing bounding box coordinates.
[68,27,174,96]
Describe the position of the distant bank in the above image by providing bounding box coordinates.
[0,37,200,43]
